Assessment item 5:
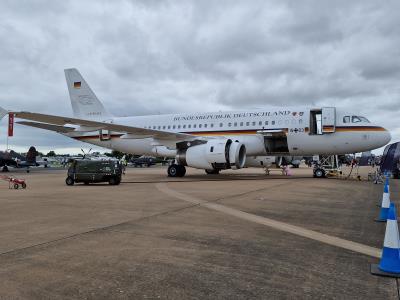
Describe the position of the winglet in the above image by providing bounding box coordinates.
[0,107,8,120]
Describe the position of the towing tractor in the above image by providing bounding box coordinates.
[66,160,122,185]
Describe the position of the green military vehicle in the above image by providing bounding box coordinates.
[66,160,122,186]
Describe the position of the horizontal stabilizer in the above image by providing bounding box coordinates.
[17,121,75,133]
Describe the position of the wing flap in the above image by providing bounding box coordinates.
[17,121,75,133]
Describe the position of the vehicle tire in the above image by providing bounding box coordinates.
[21,182,27,189]
[14,183,19,189]
[2,166,9,172]
[109,177,117,185]
[205,169,220,175]
[168,164,180,177]
[314,168,326,178]
[84,182,89,185]
[26,169,30,173]
[177,165,186,177]
[66,177,75,186]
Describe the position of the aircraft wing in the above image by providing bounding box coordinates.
[5,110,197,141]
[0,107,8,120]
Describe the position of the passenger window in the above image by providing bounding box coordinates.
[343,116,350,123]
[188,124,191,128]
[252,121,256,126]
[246,122,250,126]
[210,123,214,128]
[173,125,176,129]
[259,121,262,126]
[240,122,243,126]
[158,126,161,129]
[199,124,202,128]
[153,126,156,129]
[272,121,275,125]
[162,126,166,129]
[219,123,223,127]
[265,121,268,125]
[234,122,237,127]
[228,123,232,127]
[193,124,196,128]
[183,125,186,129]
[204,124,207,128]
[168,125,171,129]
[178,125,181,129]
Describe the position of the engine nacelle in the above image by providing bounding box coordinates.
[176,139,246,170]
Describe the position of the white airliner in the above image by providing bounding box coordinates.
[0,69,391,177]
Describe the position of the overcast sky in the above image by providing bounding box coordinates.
[0,0,399,154]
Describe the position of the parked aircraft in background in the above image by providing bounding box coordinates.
[0,146,39,172]
[0,69,391,177]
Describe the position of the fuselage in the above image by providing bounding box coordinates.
[66,107,391,157]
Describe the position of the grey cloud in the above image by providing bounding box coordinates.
[0,0,399,153]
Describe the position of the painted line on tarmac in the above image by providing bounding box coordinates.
[156,183,381,258]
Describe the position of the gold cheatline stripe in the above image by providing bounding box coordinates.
[336,126,385,132]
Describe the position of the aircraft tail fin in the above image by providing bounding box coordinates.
[25,146,37,164]
[64,68,112,120]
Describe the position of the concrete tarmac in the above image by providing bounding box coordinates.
[0,166,398,299]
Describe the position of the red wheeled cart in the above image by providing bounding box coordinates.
[0,175,27,189]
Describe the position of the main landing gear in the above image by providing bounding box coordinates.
[168,164,186,177]
[205,169,220,175]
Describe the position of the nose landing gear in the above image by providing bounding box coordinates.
[313,167,326,178]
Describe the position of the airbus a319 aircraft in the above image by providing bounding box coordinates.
[0,69,391,177]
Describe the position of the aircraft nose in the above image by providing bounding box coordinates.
[379,127,391,146]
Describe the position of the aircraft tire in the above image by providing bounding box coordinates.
[168,164,179,177]
[66,177,75,186]
[2,166,9,172]
[205,169,220,175]
[22,183,27,189]
[14,183,19,189]
[314,168,326,178]
[177,165,186,177]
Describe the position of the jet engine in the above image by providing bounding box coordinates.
[176,139,246,170]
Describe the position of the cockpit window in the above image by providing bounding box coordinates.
[343,116,350,123]
[352,116,370,123]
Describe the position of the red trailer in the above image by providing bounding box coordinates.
[0,175,27,189]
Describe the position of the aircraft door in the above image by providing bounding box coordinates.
[100,129,111,141]
[321,107,336,133]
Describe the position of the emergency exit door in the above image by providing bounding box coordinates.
[321,107,336,133]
